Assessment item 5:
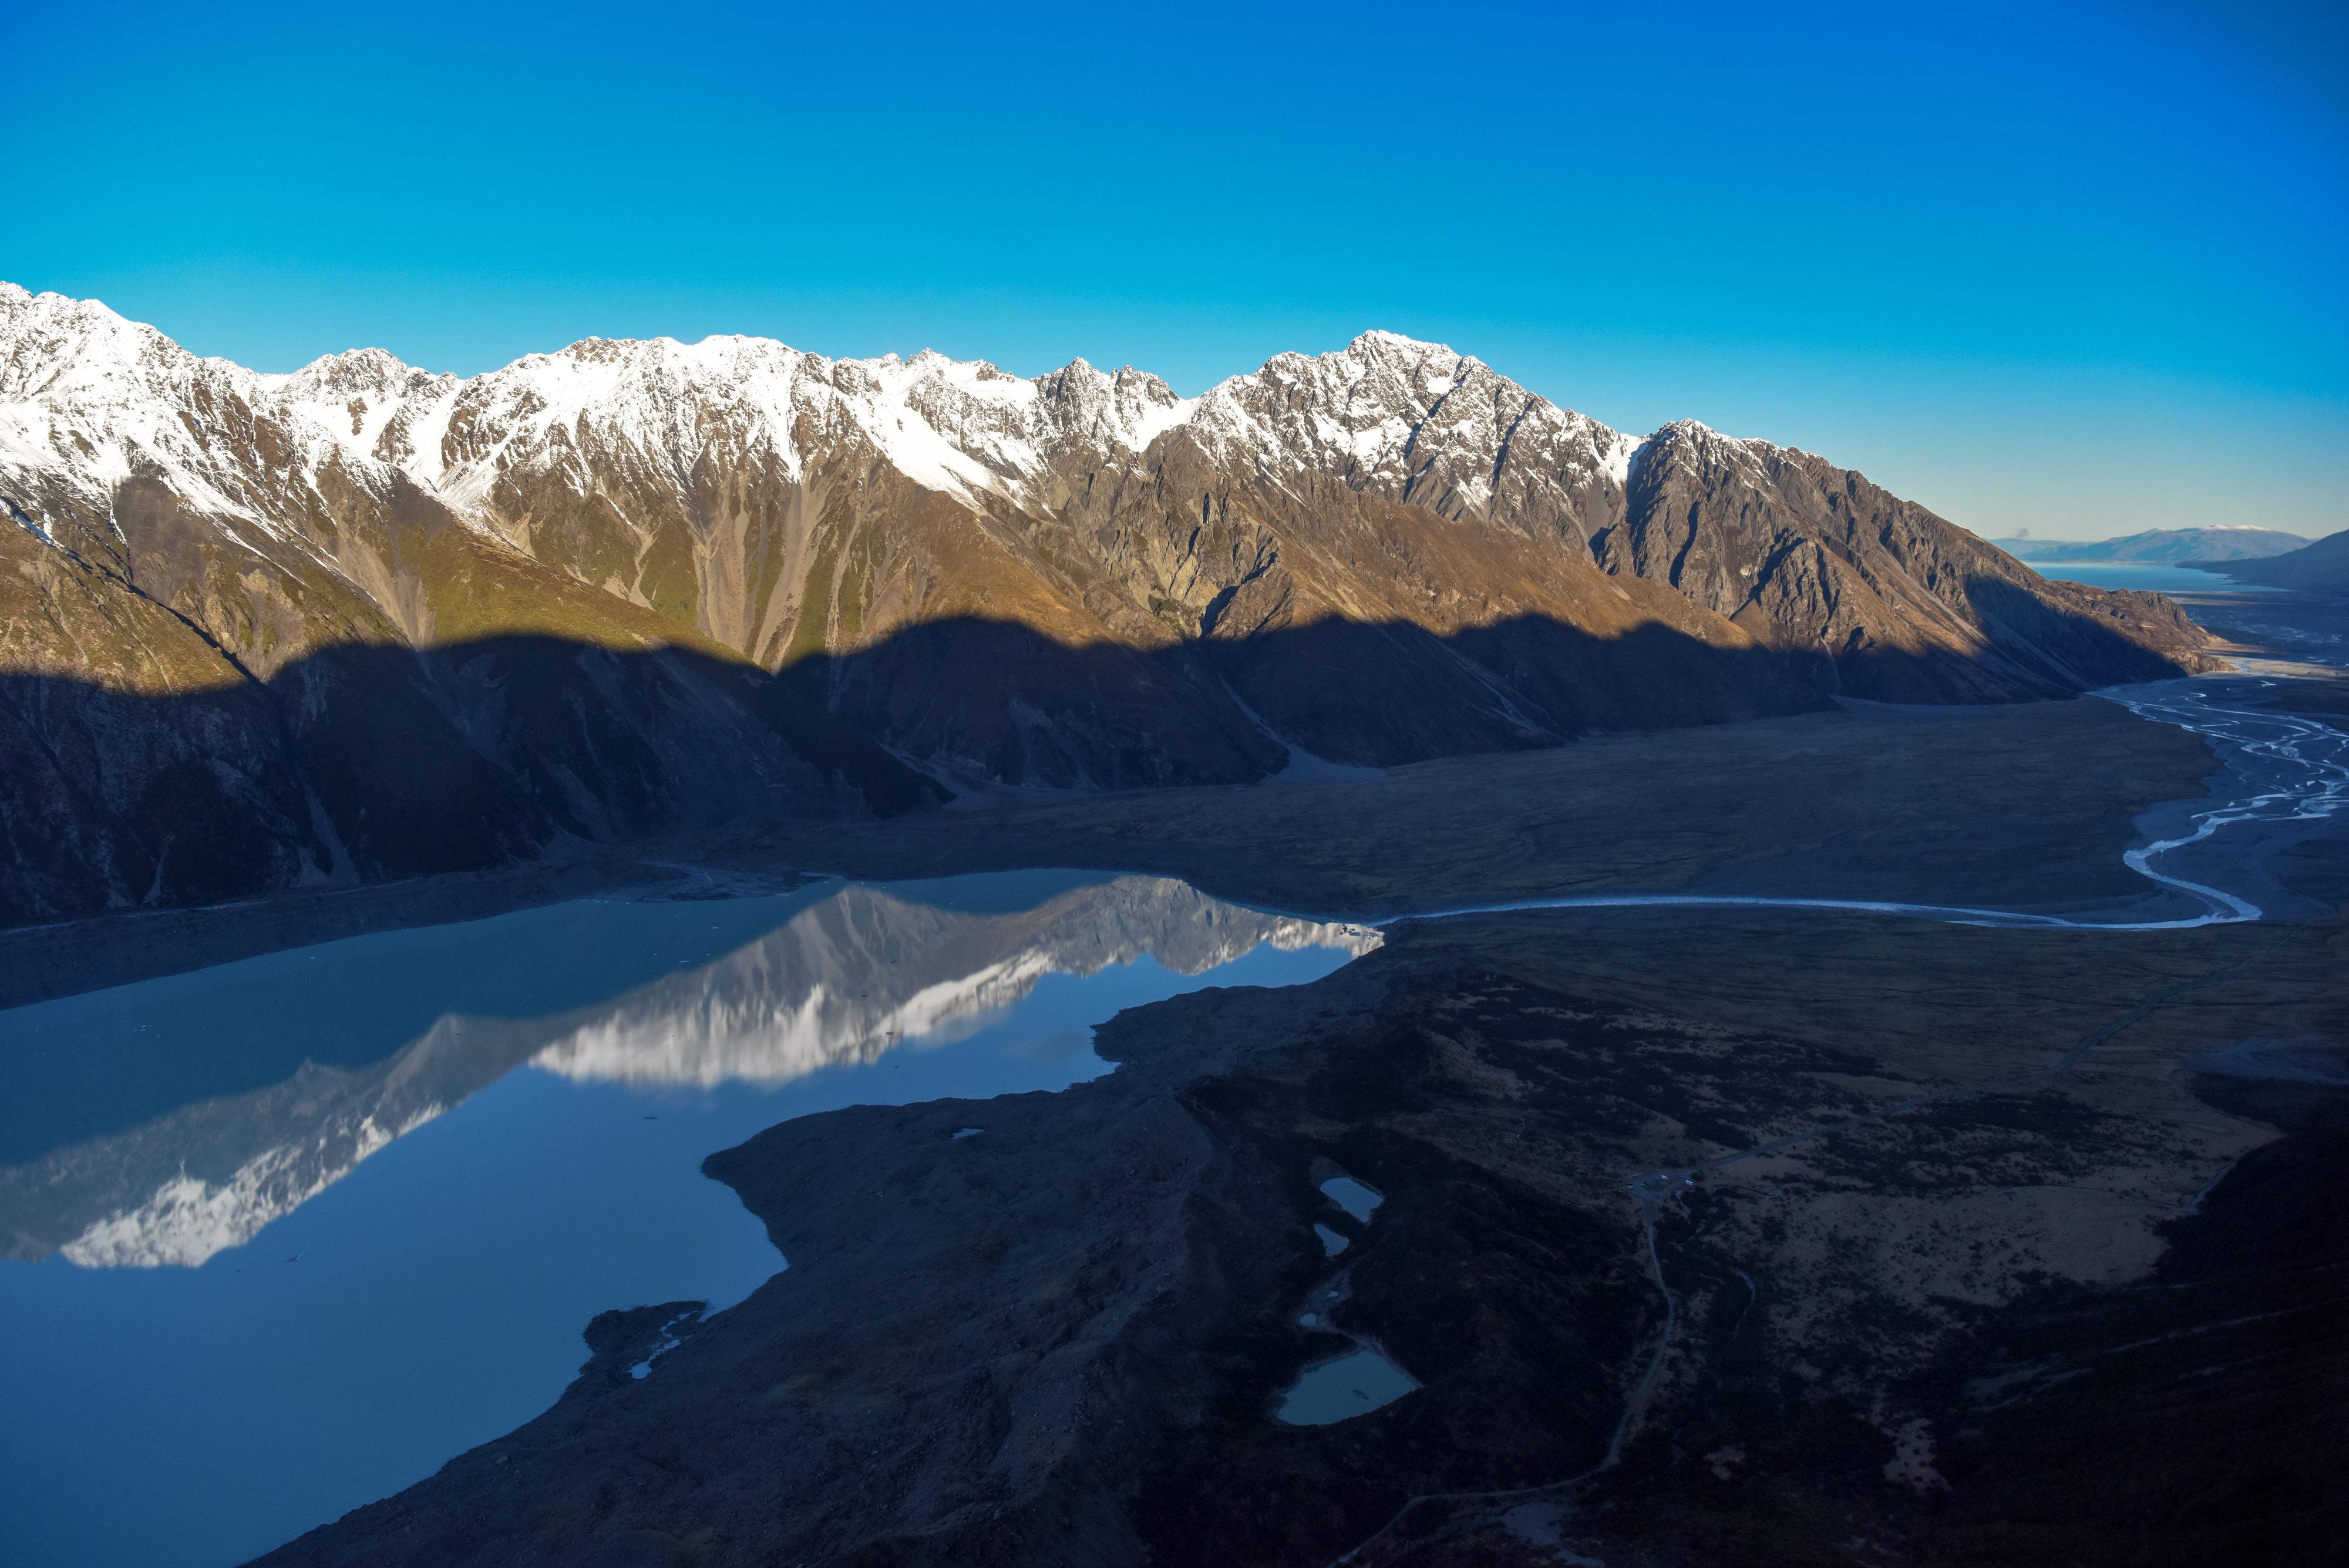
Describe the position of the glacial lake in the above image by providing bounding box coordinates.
[2037,560,2283,594]
[0,871,1376,1568]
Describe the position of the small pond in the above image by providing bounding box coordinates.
[1320,1175,1384,1222]
[1276,1347,1421,1425]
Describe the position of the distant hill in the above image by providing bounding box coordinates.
[2202,528,2349,593]
[1990,526,2308,563]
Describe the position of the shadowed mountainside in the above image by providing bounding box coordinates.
[2205,526,2349,593]
[0,587,2207,926]
[0,630,936,924]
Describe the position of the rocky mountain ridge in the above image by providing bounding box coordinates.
[0,285,2214,921]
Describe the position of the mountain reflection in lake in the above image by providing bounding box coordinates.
[0,871,1375,1568]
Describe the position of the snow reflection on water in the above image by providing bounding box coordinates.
[0,872,1377,1568]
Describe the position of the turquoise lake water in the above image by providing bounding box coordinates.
[0,872,1374,1568]
[2032,560,2280,594]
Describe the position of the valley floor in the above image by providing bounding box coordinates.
[0,692,2233,1009]
[12,593,2347,1568]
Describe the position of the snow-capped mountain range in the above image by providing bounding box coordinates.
[3,283,1637,574]
[0,284,2213,922]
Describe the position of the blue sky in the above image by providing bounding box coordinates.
[9,1,2344,540]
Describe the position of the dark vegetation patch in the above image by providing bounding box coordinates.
[1132,989,1661,1566]
[1911,1097,2349,1566]
[1549,1092,2349,1568]
[1792,1089,2141,1192]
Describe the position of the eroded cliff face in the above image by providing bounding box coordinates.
[0,286,2213,920]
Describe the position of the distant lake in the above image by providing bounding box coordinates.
[0,872,1376,1568]
[2036,560,2281,594]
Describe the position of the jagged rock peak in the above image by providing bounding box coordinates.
[1,290,1645,523]
[278,349,456,426]
[0,285,216,400]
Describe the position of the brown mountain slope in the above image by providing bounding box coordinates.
[1603,422,2212,702]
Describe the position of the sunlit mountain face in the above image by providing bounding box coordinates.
[0,876,1376,1270]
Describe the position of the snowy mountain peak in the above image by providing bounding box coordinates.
[1,292,1671,551]
[277,349,455,442]
[1351,327,1447,351]
[0,287,205,401]
[1648,418,1785,467]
